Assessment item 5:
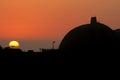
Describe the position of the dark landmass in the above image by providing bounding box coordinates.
[0,17,120,66]
[0,47,119,66]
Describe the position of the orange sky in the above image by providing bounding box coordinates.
[0,0,120,51]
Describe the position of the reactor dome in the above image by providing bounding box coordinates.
[59,17,114,52]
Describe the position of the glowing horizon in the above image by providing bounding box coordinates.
[0,0,120,51]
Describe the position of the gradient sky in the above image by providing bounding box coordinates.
[0,0,120,51]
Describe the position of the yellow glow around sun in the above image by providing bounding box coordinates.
[9,41,20,48]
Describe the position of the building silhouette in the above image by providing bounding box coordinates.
[59,17,115,52]
[0,17,120,65]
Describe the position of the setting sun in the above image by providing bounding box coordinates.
[9,41,20,48]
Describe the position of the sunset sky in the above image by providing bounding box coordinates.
[0,0,120,51]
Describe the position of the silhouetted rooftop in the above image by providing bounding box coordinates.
[59,17,114,51]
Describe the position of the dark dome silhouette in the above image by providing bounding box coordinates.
[59,17,114,51]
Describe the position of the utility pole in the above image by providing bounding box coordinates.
[52,41,55,49]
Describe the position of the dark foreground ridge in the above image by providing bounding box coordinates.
[0,47,119,65]
[0,17,120,65]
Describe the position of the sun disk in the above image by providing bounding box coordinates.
[9,41,20,48]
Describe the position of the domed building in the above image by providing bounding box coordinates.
[59,17,114,52]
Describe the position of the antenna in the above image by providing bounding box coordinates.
[52,41,56,49]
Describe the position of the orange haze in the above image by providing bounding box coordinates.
[0,0,120,51]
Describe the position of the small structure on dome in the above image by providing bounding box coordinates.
[91,17,97,24]
[59,17,114,52]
